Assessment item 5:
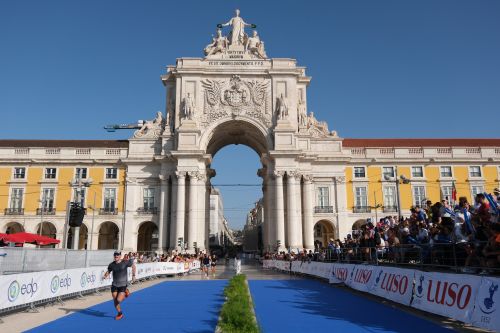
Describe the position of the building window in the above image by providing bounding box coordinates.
[383,167,395,179]
[41,188,55,210]
[106,168,118,179]
[383,186,397,209]
[471,186,484,199]
[441,186,452,201]
[353,167,366,178]
[440,166,452,178]
[10,188,24,209]
[411,166,423,178]
[143,188,155,209]
[75,167,87,179]
[469,166,481,178]
[413,186,426,207]
[45,168,57,179]
[13,167,26,179]
[354,186,368,208]
[104,188,116,211]
[317,187,329,207]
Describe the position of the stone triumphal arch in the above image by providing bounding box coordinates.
[124,10,347,252]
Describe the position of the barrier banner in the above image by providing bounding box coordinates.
[315,262,333,279]
[411,271,480,324]
[470,276,500,332]
[274,260,291,272]
[346,265,379,292]
[329,263,355,284]
[368,266,414,306]
[0,270,45,310]
[263,260,274,269]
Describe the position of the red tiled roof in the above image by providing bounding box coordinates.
[0,140,129,148]
[342,138,500,148]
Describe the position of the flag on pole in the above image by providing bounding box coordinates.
[452,180,457,201]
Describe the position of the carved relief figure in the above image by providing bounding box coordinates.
[204,29,228,56]
[276,93,289,120]
[182,93,195,120]
[134,111,164,138]
[245,30,267,58]
[219,9,256,46]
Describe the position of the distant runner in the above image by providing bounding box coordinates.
[103,251,136,320]
[210,254,217,277]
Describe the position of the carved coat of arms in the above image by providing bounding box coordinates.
[201,75,270,125]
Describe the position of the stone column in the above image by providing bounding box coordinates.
[294,173,303,249]
[274,171,285,251]
[187,171,198,252]
[266,175,275,249]
[302,175,314,250]
[169,177,177,250]
[262,182,269,250]
[197,173,207,252]
[175,171,186,250]
[157,176,169,253]
[286,171,299,249]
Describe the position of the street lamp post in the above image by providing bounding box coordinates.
[89,192,96,250]
[70,173,92,250]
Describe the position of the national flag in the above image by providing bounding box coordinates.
[451,180,457,201]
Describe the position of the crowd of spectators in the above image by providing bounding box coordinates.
[123,251,200,264]
[264,190,500,275]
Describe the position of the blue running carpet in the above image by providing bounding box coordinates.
[27,280,227,333]
[248,279,455,333]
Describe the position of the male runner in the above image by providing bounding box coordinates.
[103,251,136,320]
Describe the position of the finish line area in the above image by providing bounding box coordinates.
[18,266,464,333]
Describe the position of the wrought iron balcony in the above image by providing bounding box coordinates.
[5,208,24,215]
[383,206,398,213]
[137,207,158,215]
[314,206,333,214]
[353,206,371,213]
[99,208,118,215]
[36,208,56,215]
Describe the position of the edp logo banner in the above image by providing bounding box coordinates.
[470,276,500,332]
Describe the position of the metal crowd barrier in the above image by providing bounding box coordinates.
[0,248,115,275]
[321,241,500,275]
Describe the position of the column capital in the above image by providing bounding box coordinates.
[288,171,302,181]
[273,170,285,178]
[303,174,314,183]
[175,171,187,179]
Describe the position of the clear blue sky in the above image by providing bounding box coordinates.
[2,0,499,228]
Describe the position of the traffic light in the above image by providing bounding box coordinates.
[177,237,183,247]
[69,202,85,227]
[276,240,281,248]
[193,242,197,249]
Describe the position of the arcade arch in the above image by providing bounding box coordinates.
[3,222,24,234]
[313,220,336,249]
[137,221,158,252]
[67,224,88,249]
[98,221,119,250]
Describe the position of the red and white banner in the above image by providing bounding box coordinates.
[368,266,414,306]
[411,271,481,323]
[470,276,500,332]
[329,263,355,284]
[346,265,379,292]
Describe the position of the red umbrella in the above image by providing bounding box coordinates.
[1,232,60,246]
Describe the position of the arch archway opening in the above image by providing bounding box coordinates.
[4,222,24,234]
[352,219,368,231]
[137,221,158,253]
[313,220,336,250]
[98,222,119,250]
[36,222,57,248]
[67,224,88,249]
